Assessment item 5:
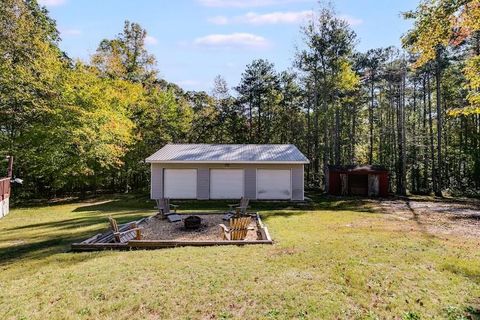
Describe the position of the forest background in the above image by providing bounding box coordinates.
[1,0,479,198]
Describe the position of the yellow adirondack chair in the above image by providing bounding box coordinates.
[219,216,252,240]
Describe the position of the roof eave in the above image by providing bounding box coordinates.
[145,160,310,164]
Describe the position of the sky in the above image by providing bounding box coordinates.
[40,0,419,92]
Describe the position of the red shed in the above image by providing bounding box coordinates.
[1,156,13,218]
[326,165,389,197]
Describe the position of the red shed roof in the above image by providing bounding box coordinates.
[327,165,388,174]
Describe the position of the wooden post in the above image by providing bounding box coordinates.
[7,156,13,178]
[368,174,379,197]
[340,173,348,195]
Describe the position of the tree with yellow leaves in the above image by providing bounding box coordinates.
[403,0,480,115]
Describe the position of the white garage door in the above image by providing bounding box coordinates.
[164,169,197,199]
[257,169,291,200]
[210,169,244,199]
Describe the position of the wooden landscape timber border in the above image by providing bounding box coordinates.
[71,213,273,252]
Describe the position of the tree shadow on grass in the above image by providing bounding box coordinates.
[3,211,149,232]
[385,195,480,208]
[0,207,151,265]
[11,192,152,209]
[0,193,388,266]
[63,193,378,213]
[0,237,83,265]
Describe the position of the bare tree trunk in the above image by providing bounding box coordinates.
[411,77,418,192]
[422,74,429,190]
[476,114,480,188]
[369,79,374,164]
[350,104,356,163]
[378,98,383,164]
[388,81,397,192]
[257,93,261,143]
[334,106,340,165]
[306,92,312,184]
[396,75,406,196]
[314,103,320,186]
[322,103,329,189]
[434,54,443,197]
[401,71,407,194]
[248,99,253,143]
[427,73,437,194]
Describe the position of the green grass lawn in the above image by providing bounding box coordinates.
[1,194,479,320]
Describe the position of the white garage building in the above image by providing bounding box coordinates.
[146,144,309,201]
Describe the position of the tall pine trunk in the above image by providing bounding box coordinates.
[427,73,437,194]
[396,73,406,196]
[422,74,429,190]
[368,79,374,164]
[334,106,340,165]
[434,52,443,196]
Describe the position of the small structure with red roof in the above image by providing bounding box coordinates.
[326,165,389,197]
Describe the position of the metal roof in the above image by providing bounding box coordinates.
[146,144,309,164]
[327,165,388,173]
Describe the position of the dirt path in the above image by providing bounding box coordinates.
[374,197,480,238]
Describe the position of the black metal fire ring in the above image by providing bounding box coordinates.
[184,215,202,230]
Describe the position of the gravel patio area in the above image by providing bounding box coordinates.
[139,213,259,241]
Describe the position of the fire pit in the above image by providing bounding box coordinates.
[184,215,202,230]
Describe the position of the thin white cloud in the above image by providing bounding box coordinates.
[338,14,363,26]
[208,11,362,26]
[198,0,310,8]
[145,35,158,46]
[208,16,230,25]
[39,0,66,7]
[194,33,269,49]
[59,28,82,36]
[209,10,313,25]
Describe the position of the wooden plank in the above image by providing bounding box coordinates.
[257,226,272,241]
[71,242,129,252]
[256,213,265,228]
[128,239,273,249]
[96,230,118,243]
[255,215,272,241]
[71,239,273,252]
[81,233,103,244]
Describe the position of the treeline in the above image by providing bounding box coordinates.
[0,0,479,198]
[0,0,193,196]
